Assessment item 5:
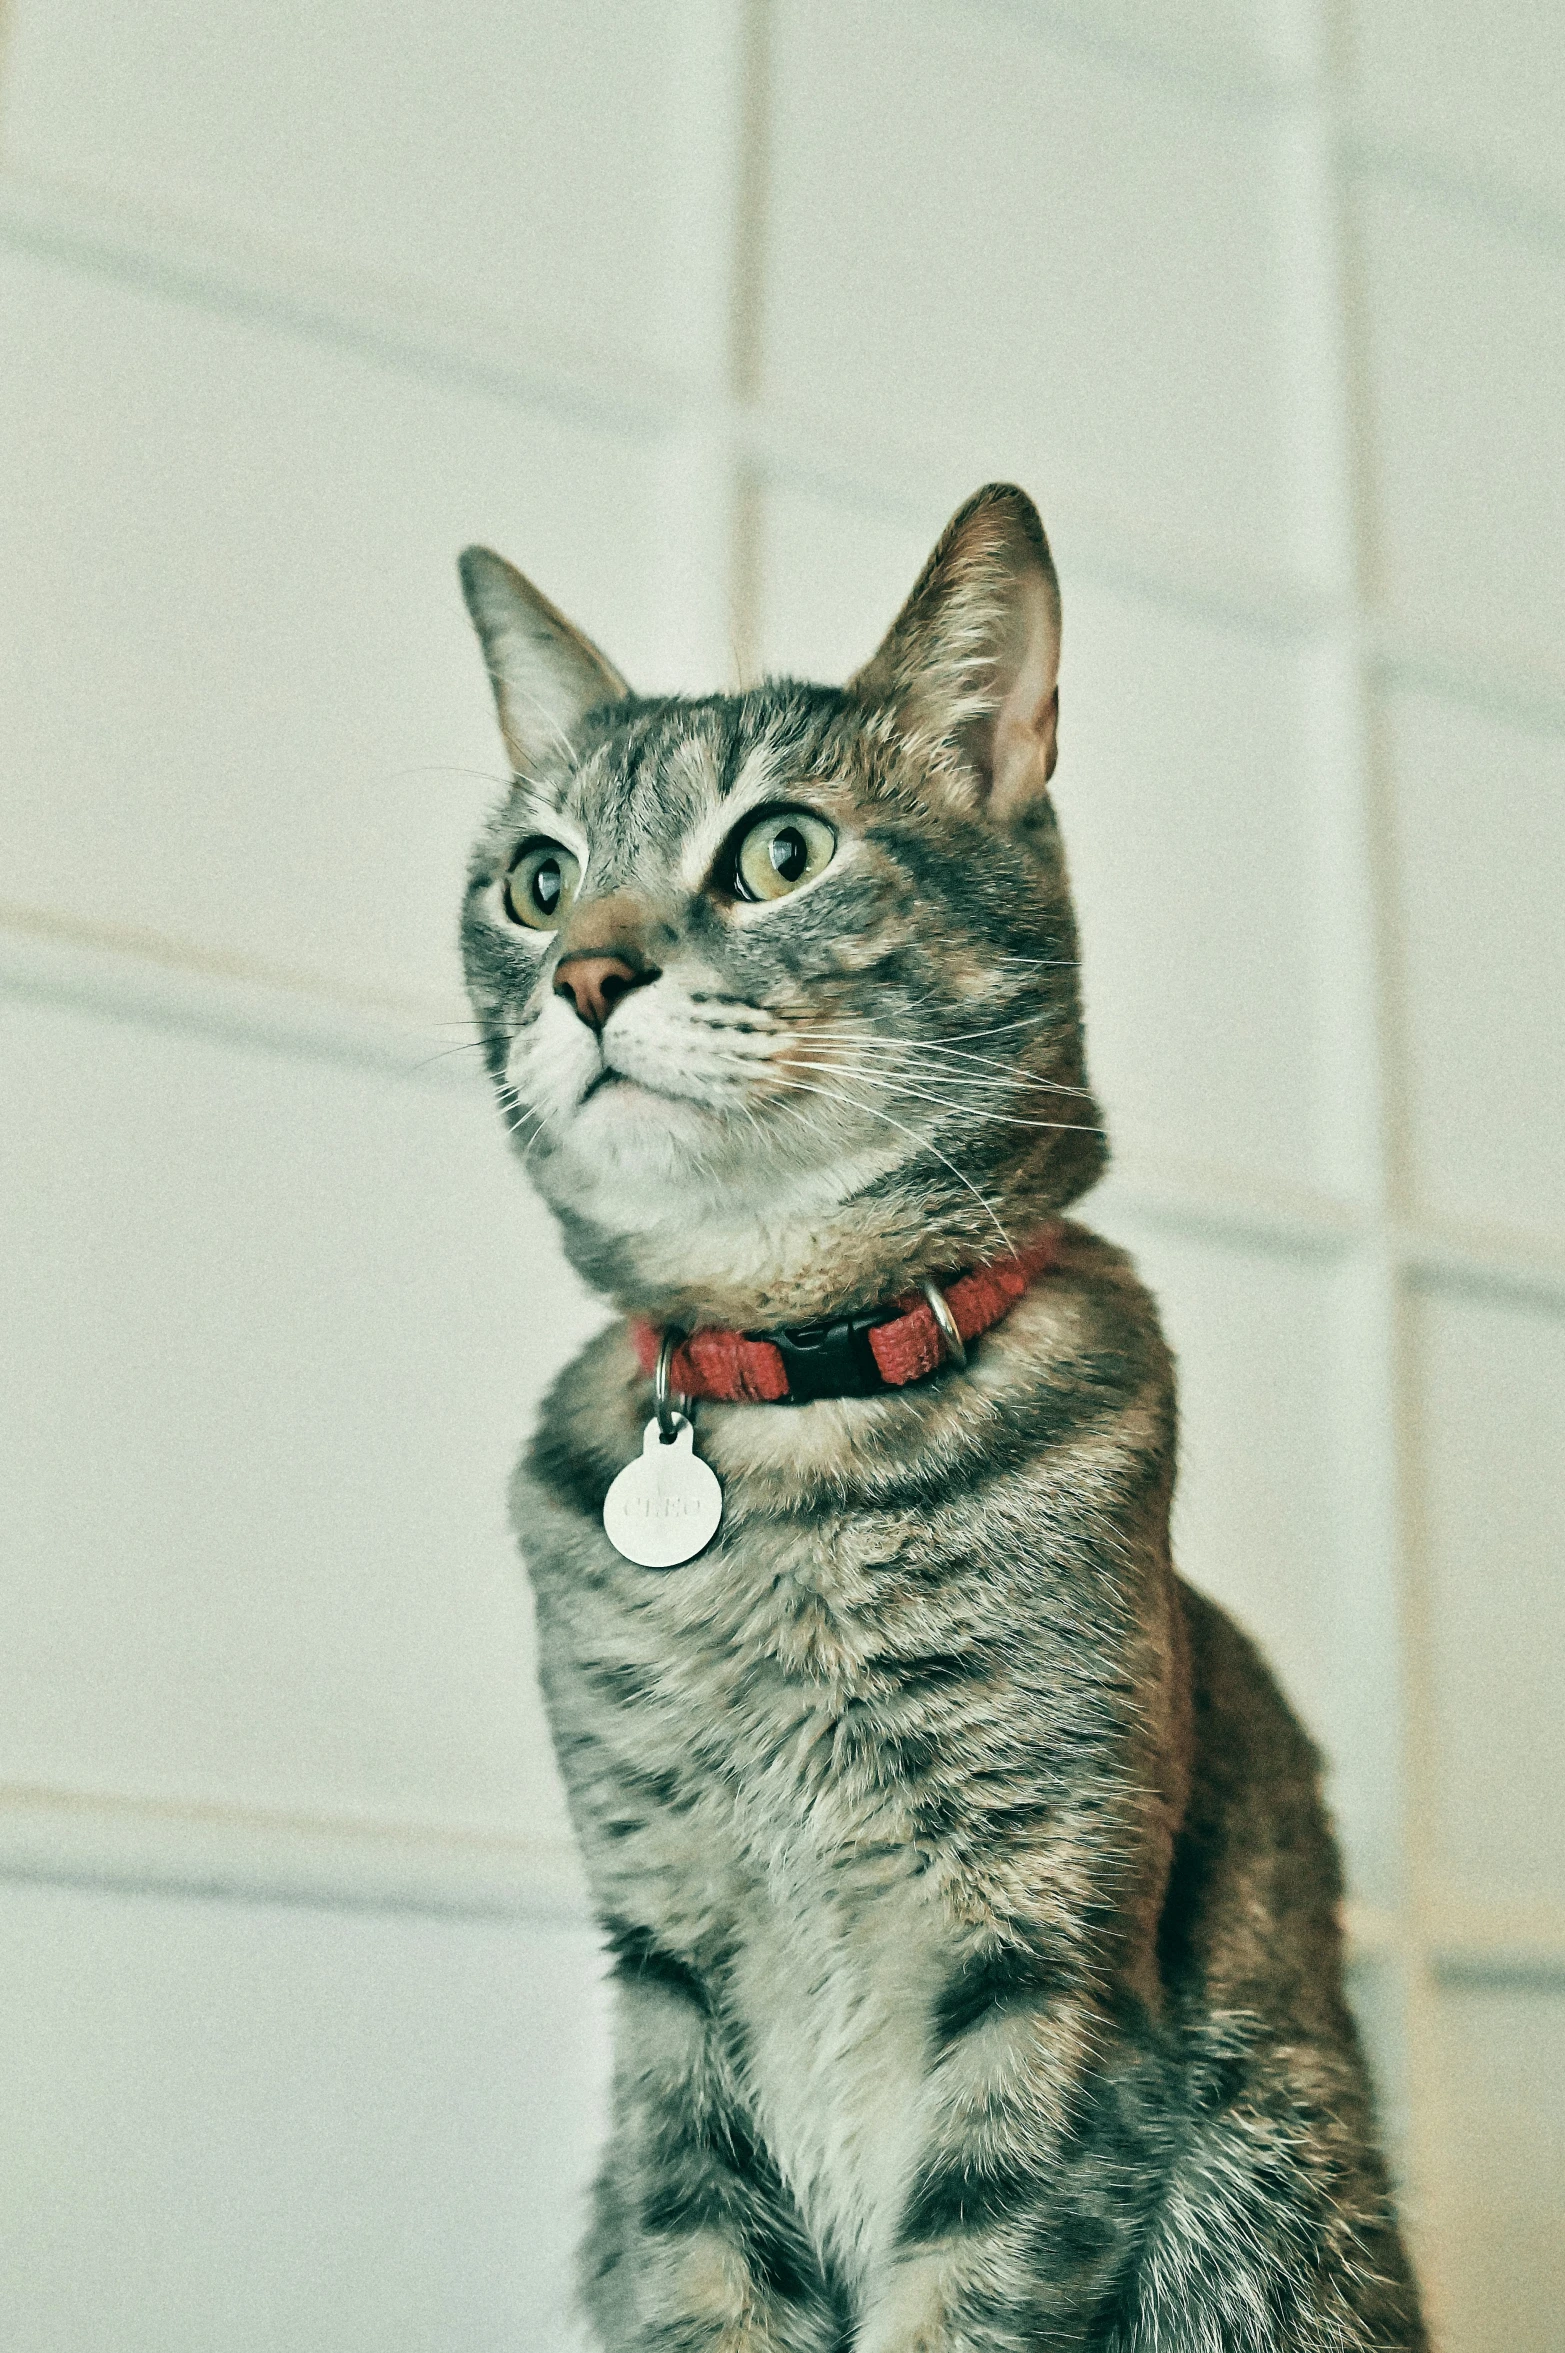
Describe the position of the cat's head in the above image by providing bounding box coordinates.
[459,484,1106,1324]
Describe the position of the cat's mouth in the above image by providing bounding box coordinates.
[580,1044,727,1115]
[578,1064,697,1116]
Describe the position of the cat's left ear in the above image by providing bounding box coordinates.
[848,483,1061,824]
[459,545,630,776]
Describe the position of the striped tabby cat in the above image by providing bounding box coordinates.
[458,487,1424,2350]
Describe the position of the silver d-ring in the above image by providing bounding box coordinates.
[921,1279,968,1369]
[654,1328,691,1441]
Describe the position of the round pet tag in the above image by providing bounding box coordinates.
[602,1415,723,1569]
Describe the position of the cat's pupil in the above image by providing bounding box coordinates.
[533,860,562,913]
[770,826,808,882]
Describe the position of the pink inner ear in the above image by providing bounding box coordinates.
[986,573,1061,819]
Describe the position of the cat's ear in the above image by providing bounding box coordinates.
[458,546,630,776]
[849,483,1061,824]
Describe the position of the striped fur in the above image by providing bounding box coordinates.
[458,487,1425,2349]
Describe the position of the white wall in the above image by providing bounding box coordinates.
[1,4,1561,2346]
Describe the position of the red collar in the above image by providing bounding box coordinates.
[630,1228,1063,1406]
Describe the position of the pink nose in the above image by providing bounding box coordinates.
[554,954,649,1030]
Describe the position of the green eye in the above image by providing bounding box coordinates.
[731,809,836,903]
[505,839,580,930]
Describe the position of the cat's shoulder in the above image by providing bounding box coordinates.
[515,1315,647,1526]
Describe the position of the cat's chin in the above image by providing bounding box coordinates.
[540,1076,736,1209]
[532,1080,889,1261]
[578,1070,674,1117]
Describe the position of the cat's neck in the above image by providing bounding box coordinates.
[552,1187,1072,1331]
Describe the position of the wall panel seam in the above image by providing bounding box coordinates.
[0,1783,590,1925]
[4,1780,1554,1975]
[7,175,1565,722]
[7,936,1563,1305]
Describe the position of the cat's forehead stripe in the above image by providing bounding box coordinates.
[676,742,777,888]
[573,703,723,846]
[564,691,845,876]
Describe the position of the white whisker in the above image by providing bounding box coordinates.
[764,1070,1016,1256]
[410,1038,491,1073]
[764,1054,1104,1136]
[792,1008,1064,1049]
[777,1030,1094,1100]
[495,1078,556,1167]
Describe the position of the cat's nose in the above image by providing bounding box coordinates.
[554,953,654,1030]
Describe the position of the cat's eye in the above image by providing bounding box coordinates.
[505,839,581,930]
[729,808,836,904]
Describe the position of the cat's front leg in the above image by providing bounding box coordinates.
[852,2035,1425,2353]
[849,2241,1107,2353]
[584,1934,846,2353]
[1102,2044,1428,2353]
[847,2004,1155,2353]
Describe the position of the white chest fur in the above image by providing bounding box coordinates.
[729,1860,945,2282]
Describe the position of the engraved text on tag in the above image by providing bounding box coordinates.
[602,1416,723,1569]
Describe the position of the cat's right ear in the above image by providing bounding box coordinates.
[848,483,1061,827]
[458,547,630,777]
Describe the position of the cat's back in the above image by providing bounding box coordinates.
[1164,1577,1353,2031]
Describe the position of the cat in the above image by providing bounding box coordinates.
[457,485,1425,2351]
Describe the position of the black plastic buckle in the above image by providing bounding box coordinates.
[762,1310,891,1403]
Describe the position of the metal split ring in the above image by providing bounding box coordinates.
[654,1328,692,1442]
[921,1278,968,1369]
